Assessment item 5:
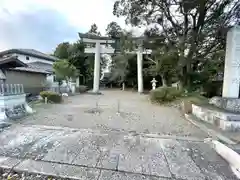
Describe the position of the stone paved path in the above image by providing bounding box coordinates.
[0,125,237,179]
[21,90,206,138]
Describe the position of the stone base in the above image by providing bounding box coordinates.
[209,96,240,113]
[192,104,240,131]
[87,91,103,95]
[0,94,34,123]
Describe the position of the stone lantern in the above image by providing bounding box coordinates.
[151,78,157,90]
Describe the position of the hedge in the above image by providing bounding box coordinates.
[40,91,62,103]
[150,87,182,103]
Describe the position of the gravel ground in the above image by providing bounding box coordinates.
[19,90,207,138]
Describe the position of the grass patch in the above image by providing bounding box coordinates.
[178,92,208,105]
[150,87,182,103]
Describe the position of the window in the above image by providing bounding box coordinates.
[26,56,30,60]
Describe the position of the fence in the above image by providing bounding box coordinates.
[0,84,24,96]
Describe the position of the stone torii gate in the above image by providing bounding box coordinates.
[79,33,151,94]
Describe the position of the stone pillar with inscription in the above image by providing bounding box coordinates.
[222,26,240,98]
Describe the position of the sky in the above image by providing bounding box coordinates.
[0,0,141,53]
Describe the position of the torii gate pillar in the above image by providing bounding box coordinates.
[137,45,144,93]
[93,42,101,93]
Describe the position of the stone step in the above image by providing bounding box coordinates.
[192,104,240,131]
[185,114,237,145]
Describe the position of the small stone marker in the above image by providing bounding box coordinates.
[151,78,157,90]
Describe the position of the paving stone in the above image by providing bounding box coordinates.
[0,157,21,169]
[98,170,173,180]
[72,132,121,168]
[15,159,100,180]
[97,146,120,170]
[160,139,205,180]
[71,133,105,167]
[96,133,122,170]
[118,136,171,178]
[0,126,61,158]
[43,131,86,164]
[71,141,101,167]
[181,141,239,180]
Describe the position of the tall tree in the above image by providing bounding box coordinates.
[113,0,240,88]
[68,40,94,85]
[88,23,101,36]
[53,42,70,59]
[110,30,136,89]
[106,21,122,38]
[146,47,179,87]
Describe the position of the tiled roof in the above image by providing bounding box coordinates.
[0,56,27,67]
[27,62,53,72]
[10,67,50,74]
[0,49,58,62]
[8,60,52,74]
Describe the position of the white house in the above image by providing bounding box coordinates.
[0,49,79,93]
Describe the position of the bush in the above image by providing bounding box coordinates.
[150,87,182,103]
[40,91,62,103]
[78,85,88,93]
[202,81,222,98]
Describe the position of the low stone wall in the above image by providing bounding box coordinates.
[192,104,240,131]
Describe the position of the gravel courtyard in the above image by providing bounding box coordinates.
[21,90,206,138]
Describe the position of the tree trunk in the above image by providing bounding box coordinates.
[122,82,125,91]
[58,81,61,93]
[161,75,167,87]
[66,80,71,93]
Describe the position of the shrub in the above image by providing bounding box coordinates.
[78,85,88,93]
[150,87,182,103]
[40,91,62,103]
[202,81,222,98]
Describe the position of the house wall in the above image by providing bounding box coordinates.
[11,53,53,65]
[10,53,56,87]
[6,53,80,91]
[5,70,47,95]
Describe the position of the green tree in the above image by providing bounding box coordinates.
[146,48,179,87]
[68,40,94,85]
[88,23,101,36]
[53,60,79,91]
[106,21,122,38]
[53,42,70,59]
[113,0,240,89]
[110,30,136,89]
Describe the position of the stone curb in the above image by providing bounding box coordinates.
[184,113,236,145]
[0,156,100,180]
[140,133,204,142]
[208,140,240,179]
[30,124,204,142]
